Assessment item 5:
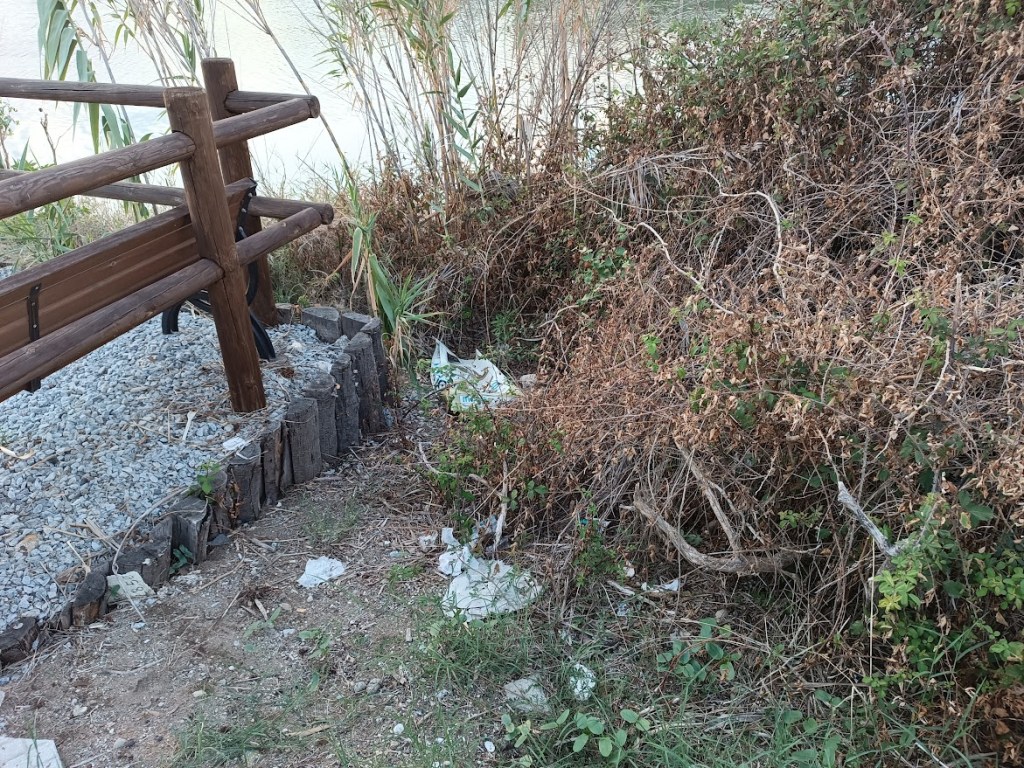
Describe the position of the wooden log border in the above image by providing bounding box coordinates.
[0,310,391,670]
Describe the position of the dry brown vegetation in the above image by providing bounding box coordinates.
[356,0,1024,758]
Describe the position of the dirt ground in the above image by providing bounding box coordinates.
[0,406,507,768]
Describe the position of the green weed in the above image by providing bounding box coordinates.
[305,497,363,546]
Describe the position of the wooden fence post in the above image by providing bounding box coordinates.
[165,87,267,413]
[201,58,278,327]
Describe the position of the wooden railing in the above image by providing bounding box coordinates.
[0,59,334,413]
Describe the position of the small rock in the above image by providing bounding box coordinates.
[366,678,382,694]
[484,740,496,753]
[113,738,128,750]
[352,681,367,693]
[71,705,88,717]
[392,723,405,735]
[192,690,207,699]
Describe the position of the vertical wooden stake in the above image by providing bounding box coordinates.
[165,87,267,413]
[201,58,278,327]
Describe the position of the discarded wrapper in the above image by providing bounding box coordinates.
[106,571,155,602]
[298,556,347,588]
[430,340,519,412]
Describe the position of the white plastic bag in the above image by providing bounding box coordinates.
[430,340,519,412]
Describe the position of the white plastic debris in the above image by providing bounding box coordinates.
[297,557,347,588]
[437,545,470,577]
[436,524,541,619]
[106,571,155,602]
[569,663,597,701]
[503,677,551,713]
[442,556,541,620]
[440,527,461,548]
[430,340,519,412]
[0,738,63,768]
[222,436,248,452]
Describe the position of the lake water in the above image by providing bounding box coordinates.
[0,0,742,188]
[1,0,367,188]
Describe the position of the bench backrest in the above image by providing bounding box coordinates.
[0,187,248,399]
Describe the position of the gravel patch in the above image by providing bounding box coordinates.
[0,309,338,631]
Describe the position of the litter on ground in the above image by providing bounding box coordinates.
[298,557,347,588]
[430,340,519,412]
[107,571,156,602]
[569,663,597,701]
[436,526,541,620]
[0,737,63,768]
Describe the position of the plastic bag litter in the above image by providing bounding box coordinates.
[430,340,519,412]
[298,556,347,588]
[569,663,597,701]
[0,738,64,768]
[436,526,541,620]
[442,557,542,620]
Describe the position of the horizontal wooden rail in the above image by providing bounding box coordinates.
[0,133,194,220]
[0,97,316,220]
[236,207,324,266]
[249,196,333,225]
[0,170,334,224]
[0,78,166,105]
[0,77,318,115]
[0,258,222,403]
[224,91,319,117]
[211,98,317,149]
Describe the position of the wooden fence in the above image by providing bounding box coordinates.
[0,59,333,413]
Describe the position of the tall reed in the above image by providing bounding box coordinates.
[312,0,641,199]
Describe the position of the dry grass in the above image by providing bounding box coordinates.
[393,0,1024,758]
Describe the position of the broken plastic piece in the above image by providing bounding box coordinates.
[106,571,155,602]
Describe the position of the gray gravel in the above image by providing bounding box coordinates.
[0,308,338,631]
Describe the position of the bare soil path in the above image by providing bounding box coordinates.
[0,412,504,768]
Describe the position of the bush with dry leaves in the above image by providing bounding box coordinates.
[422,0,1024,757]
